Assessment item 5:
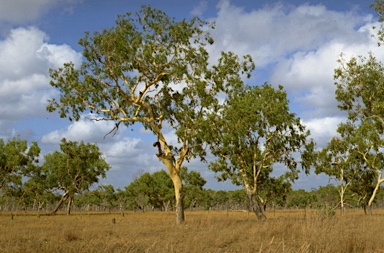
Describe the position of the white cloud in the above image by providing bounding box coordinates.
[270,24,384,118]
[0,0,82,24]
[0,26,82,133]
[102,138,158,171]
[209,1,373,67]
[0,27,47,80]
[302,116,345,148]
[41,115,119,144]
[191,1,208,16]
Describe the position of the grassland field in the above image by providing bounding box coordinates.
[1,209,384,253]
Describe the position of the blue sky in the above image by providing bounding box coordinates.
[0,0,381,191]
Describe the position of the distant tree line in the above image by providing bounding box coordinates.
[1,137,383,214]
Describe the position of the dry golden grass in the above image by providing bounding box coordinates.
[1,209,384,253]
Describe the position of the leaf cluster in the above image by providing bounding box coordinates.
[42,138,110,195]
[47,6,254,162]
[0,138,40,193]
[208,83,311,190]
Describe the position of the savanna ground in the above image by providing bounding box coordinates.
[1,209,384,253]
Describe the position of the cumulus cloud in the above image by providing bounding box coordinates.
[209,0,373,67]
[302,116,345,148]
[102,138,158,171]
[0,27,82,133]
[270,27,383,117]
[0,0,82,24]
[41,114,120,144]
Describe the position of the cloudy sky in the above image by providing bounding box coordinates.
[0,0,381,191]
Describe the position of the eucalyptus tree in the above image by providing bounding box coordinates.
[208,84,313,219]
[334,53,384,210]
[259,176,292,211]
[96,185,118,212]
[47,6,253,223]
[314,121,364,214]
[124,170,175,211]
[181,167,207,210]
[0,138,40,193]
[43,138,110,215]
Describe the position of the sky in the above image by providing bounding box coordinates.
[0,0,382,191]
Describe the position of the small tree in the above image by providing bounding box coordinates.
[96,185,117,212]
[125,170,174,211]
[208,84,313,219]
[260,176,292,212]
[43,138,110,215]
[181,167,207,210]
[47,6,253,224]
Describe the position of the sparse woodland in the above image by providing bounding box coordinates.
[2,1,384,252]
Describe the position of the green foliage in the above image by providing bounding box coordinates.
[181,167,207,209]
[0,138,40,194]
[47,5,254,223]
[124,170,174,210]
[259,176,292,209]
[287,189,317,209]
[334,53,384,208]
[312,184,339,208]
[123,168,208,211]
[207,83,312,217]
[371,0,384,44]
[47,5,254,163]
[42,138,110,212]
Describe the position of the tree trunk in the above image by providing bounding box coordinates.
[53,191,69,214]
[66,196,73,215]
[172,175,185,224]
[339,187,345,216]
[162,156,185,224]
[367,177,384,210]
[247,192,266,220]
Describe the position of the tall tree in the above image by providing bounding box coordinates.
[43,138,110,215]
[47,6,253,223]
[334,53,384,211]
[208,84,313,219]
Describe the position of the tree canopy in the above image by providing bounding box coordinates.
[207,83,313,219]
[0,138,40,194]
[333,53,384,210]
[47,5,254,223]
[43,138,110,215]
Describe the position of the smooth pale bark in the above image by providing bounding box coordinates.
[168,166,184,224]
[337,176,349,216]
[173,176,185,224]
[66,196,73,215]
[367,175,384,211]
[157,134,187,224]
[53,191,69,213]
